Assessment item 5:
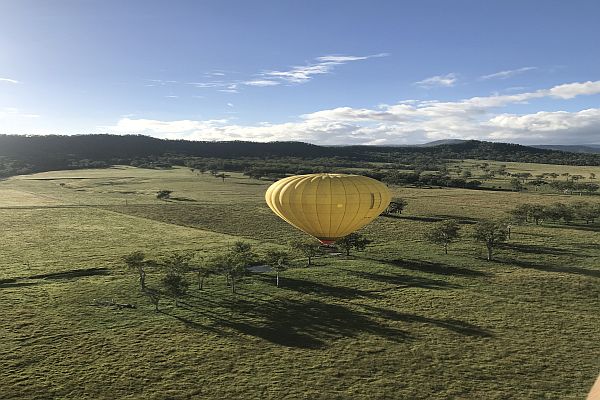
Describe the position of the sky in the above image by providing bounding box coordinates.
[1,0,599,145]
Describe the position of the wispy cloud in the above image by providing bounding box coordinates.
[480,66,537,80]
[107,80,600,145]
[262,53,388,84]
[242,79,280,87]
[0,78,19,84]
[414,73,457,88]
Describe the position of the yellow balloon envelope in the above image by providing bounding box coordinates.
[265,173,391,244]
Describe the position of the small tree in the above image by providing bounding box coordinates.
[156,190,172,200]
[190,258,215,290]
[144,287,162,312]
[264,249,290,287]
[508,203,531,224]
[510,178,523,192]
[217,241,255,293]
[472,220,508,261]
[215,173,229,182]
[528,204,546,225]
[386,198,408,215]
[290,239,322,266]
[123,251,154,291]
[424,219,461,254]
[336,233,372,256]
[161,270,189,306]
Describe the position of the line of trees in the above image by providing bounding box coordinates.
[509,201,600,225]
[123,231,380,311]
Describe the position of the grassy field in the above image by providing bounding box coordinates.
[447,159,600,191]
[1,166,599,399]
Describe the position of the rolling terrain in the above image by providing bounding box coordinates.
[0,166,599,399]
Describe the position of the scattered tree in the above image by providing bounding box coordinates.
[386,198,408,215]
[264,249,290,287]
[290,239,322,266]
[123,251,154,291]
[472,220,508,261]
[161,270,189,306]
[144,287,162,312]
[336,233,372,256]
[510,178,523,192]
[156,190,172,200]
[424,219,461,254]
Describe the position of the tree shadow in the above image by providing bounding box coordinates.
[498,242,577,256]
[543,223,600,233]
[254,275,380,299]
[338,269,459,290]
[497,258,600,278]
[366,257,490,277]
[0,279,39,289]
[175,293,412,348]
[361,304,494,338]
[383,214,443,222]
[29,267,110,280]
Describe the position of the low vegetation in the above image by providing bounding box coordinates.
[0,165,598,399]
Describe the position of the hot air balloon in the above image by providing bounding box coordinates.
[265,173,391,244]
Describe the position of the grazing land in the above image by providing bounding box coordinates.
[1,166,599,399]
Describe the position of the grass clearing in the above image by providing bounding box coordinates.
[1,166,599,399]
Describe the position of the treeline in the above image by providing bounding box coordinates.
[509,201,600,225]
[1,134,599,178]
[369,170,484,189]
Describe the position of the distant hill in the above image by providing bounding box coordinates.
[418,139,467,147]
[532,144,600,154]
[1,134,599,177]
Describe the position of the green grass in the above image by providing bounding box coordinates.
[1,166,599,399]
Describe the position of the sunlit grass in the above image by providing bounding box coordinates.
[0,166,598,399]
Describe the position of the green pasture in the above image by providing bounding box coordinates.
[0,165,598,399]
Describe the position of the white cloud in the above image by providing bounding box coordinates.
[480,67,537,80]
[105,80,600,145]
[0,78,19,84]
[415,73,457,88]
[263,53,388,84]
[242,79,280,87]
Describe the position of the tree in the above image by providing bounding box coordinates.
[472,220,508,261]
[572,201,600,224]
[543,203,573,223]
[508,204,531,224]
[194,262,215,290]
[156,190,172,200]
[386,198,408,215]
[215,173,229,182]
[264,249,290,287]
[144,287,162,312]
[424,219,461,254]
[528,204,546,225]
[336,233,372,256]
[216,241,255,293]
[510,178,523,192]
[461,170,472,179]
[161,270,189,306]
[290,239,322,266]
[123,251,154,291]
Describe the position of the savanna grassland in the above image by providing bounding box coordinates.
[1,166,599,400]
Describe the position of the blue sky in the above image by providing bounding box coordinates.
[1,0,599,144]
